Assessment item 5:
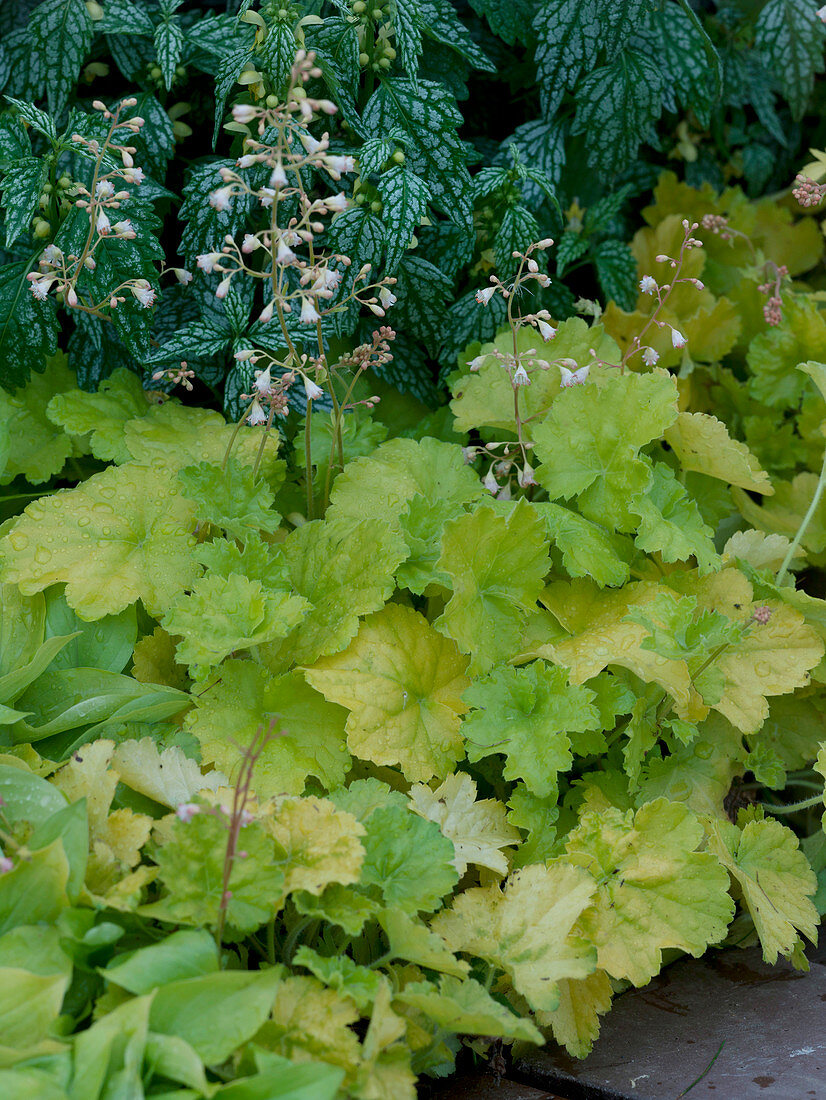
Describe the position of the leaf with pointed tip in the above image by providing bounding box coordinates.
[755,0,826,120]
[28,0,93,115]
[378,166,430,272]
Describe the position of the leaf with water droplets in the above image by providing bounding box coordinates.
[0,463,199,619]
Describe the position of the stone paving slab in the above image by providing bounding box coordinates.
[514,944,826,1100]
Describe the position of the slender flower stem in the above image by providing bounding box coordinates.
[776,443,826,585]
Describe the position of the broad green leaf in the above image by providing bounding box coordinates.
[494,204,540,282]
[564,799,733,986]
[13,667,188,742]
[292,946,382,1011]
[0,764,67,826]
[646,0,720,127]
[294,883,379,936]
[408,773,519,875]
[149,968,284,1065]
[467,0,536,45]
[507,785,560,868]
[177,459,281,539]
[395,975,542,1043]
[532,370,678,532]
[140,812,286,933]
[0,354,76,484]
[268,796,365,896]
[43,587,136,674]
[46,367,149,464]
[593,239,638,312]
[377,908,469,977]
[216,1055,343,1100]
[328,436,483,533]
[144,1032,210,1095]
[664,411,772,493]
[359,803,459,914]
[432,862,596,1012]
[70,994,151,1100]
[279,517,406,666]
[706,815,818,964]
[436,501,549,673]
[305,603,470,783]
[631,462,719,574]
[102,929,219,994]
[163,573,308,675]
[0,463,198,619]
[187,662,350,798]
[390,254,453,356]
[0,839,69,936]
[462,664,599,797]
[755,0,825,119]
[396,494,456,595]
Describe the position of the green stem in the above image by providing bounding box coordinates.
[757,794,823,815]
[304,399,314,519]
[776,443,826,585]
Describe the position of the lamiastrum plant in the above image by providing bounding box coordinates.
[2,1,826,1097]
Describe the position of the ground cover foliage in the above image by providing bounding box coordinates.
[2,1,826,1097]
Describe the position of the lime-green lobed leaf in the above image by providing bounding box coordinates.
[46,367,149,465]
[177,459,281,540]
[436,501,549,674]
[432,862,597,1013]
[564,799,733,986]
[463,663,599,797]
[163,573,308,674]
[279,517,406,666]
[327,436,484,533]
[141,812,286,933]
[532,370,679,532]
[187,661,351,797]
[305,603,470,783]
[631,462,719,574]
[707,814,818,964]
[395,975,542,1044]
[0,463,198,619]
[0,356,77,485]
[663,411,772,494]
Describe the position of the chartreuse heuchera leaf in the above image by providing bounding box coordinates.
[305,603,471,782]
[0,463,198,618]
[436,501,549,673]
[532,369,679,532]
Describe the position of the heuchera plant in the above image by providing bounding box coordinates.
[1,161,826,1094]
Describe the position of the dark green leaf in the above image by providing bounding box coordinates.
[572,50,664,177]
[755,0,826,120]
[362,78,473,230]
[645,0,721,128]
[155,17,185,91]
[390,0,424,78]
[2,30,45,102]
[28,0,93,116]
[498,119,566,206]
[378,166,430,272]
[415,219,474,280]
[466,0,538,46]
[358,136,397,179]
[179,160,254,266]
[419,0,496,72]
[0,116,31,166]
[533,0,600,115]
[102,0,155,36]
[390,253,452,354]
[4,96,56,142]
[145,317,233,366]
[594,238,637,310]
[555,231,589,276]
[439,287,508,370]
[67,308,143,389]
[0,258,58,389]
[259,21,298,96]
[0,156,45,248]
[212,45,254,146]
[494,204,539,281]
[305,19,362,133]
[184,13,241,57]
